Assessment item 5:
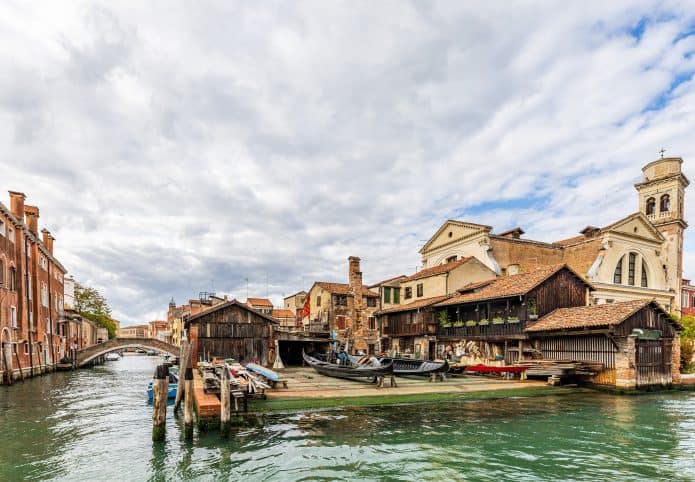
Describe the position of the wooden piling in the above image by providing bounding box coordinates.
[14,345,24,382]
[152,364,169,442]
[220,366,231,437]
[183,367,194,440]
[174,341,190,413]
[2,344,12,385]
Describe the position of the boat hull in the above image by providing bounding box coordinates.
[347,355,449,376]
[303,352,393,379]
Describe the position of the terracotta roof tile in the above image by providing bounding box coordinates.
[402,257,475,282]
[315,282,379,297]
[271,309,296,319]
[247,297,273,307]
[526,299,654,332]
[368,275,407,288]
[436,264,585,307]
[377,295,451,315]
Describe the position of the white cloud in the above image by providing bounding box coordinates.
[2,1,695,324]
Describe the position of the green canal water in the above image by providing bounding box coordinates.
[1,355,694,481]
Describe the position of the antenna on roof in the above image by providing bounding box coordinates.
[660,148,666,159]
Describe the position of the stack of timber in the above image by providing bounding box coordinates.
[515,359,603,377]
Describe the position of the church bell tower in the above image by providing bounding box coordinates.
[635,156,689,313]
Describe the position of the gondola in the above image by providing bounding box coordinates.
[302,351,394,380]
[348,355,449,376]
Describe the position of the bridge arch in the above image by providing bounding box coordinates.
[76,337,180,367]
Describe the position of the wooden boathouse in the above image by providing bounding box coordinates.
[434,264,590,363]
[526,299,682,388]
[185,300,278,367]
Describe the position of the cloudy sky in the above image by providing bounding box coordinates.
[2,1,695,325]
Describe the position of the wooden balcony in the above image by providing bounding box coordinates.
[437,320,526,339]
[383,320,436,337]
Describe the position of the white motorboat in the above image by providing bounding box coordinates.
[104,352,121,361]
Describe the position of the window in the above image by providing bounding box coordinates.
[0,219,4,237]
[683,292,690,308]
[404,287,412,299]
[27,276,32,300]
[333,294,347,306]
[316,295,321,307]
[11,306,17,328]
[8,227,14,243]
[660,194,670,212]
[628,252,636,286]
[641,260,648,288]
[9,267,16,291]
[40,256,47,270]
[446,255,457,263]
[366,297,377,307]
[24,342,29,355]
[368,316,376,330]
[383,287,391,304]
[0,259,3,286]
[646,197,656,215]
[613,256,623,284]
[416,283,423,297]
[393,288,400,304]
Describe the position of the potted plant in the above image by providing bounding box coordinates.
[479,319,489,325]
[465,320,476,326]
[492,317,505,324]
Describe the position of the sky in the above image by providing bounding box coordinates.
[1,1,695,326]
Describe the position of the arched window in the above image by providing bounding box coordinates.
[660,194,670,212]
[0,258,3,286]
[613,256,624,284]
[628,253,636,285]
[9,266,16,291]
[645,197,656,215]
[641,259,648,287]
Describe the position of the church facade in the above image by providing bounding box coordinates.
[419,157,689,315]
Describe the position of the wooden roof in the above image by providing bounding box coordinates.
[435,264,589,307]
[525,299,670,332]
[186,299,279,324]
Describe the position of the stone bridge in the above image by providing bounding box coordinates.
[76,337,180,367]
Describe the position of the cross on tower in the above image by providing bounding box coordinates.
[660,148,666,159]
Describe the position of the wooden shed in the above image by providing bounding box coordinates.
[526,299,682,389]
[185,299,278,367]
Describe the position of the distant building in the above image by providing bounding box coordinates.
[120,324,149,338]
[96,327,108,344]
[148,320,169,342]
[247,298,274,316]
[166,293,228,346]
[283,291,306,322]
[271,309,297,328]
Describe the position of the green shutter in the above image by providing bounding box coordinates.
[393,288,400,304]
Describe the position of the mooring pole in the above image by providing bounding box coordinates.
[220,366,231,437]
[174,340,189,412]
[152,364,169,442]
[183,367,194,440]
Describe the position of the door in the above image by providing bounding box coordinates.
[635,339,671,387]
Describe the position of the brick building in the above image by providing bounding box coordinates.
[1,191,66,383]
[681,279,695,316]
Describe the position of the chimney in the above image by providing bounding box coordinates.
[24,205,39,234]
[348,256,363,311]
[8,191,26,219]
[41,228,54,254]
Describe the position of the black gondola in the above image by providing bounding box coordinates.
[348,355,449,376]
[302,351,394,380]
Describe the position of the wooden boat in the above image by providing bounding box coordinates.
[348,355,449,376]
[147,372,178,401]
[303,351,393,379]
[465,364,531,374]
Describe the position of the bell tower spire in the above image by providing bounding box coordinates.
[635,155,689,314]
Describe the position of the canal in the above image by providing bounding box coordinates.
[1,355,694,481]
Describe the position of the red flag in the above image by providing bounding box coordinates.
[301,294,311,319]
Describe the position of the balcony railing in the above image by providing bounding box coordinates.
[647,211,672,221]
[437,320,525,338]
[383,321,437,337]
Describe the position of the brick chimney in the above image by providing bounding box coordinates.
[41,228,54,254]
[348,256,363,327]
[8,191,26,219]
[24,205,39,234]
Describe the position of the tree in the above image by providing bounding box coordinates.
[678,315,695,373]
[74,284,116,339]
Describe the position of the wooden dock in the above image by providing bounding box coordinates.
[193,370,221,418]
